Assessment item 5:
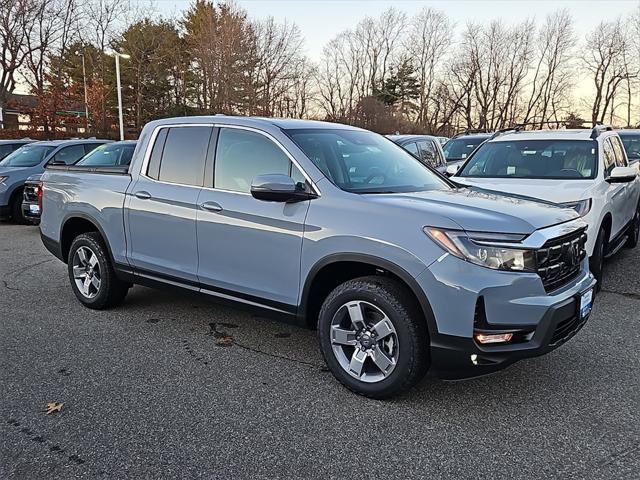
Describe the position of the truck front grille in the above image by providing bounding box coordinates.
[536,229,587,292]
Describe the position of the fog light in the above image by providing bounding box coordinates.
[470,354,478,365]
[474,333,513,344]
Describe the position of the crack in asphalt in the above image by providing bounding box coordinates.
[207,322,326,369]
[4,417,90,470]
[597,441,640,468]
[600,288,640,301]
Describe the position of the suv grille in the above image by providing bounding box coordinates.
[536,229,587,292]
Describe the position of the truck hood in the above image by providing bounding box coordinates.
[365,187,578,235]
[453,177,593,204]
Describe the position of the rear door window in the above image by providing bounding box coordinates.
[403,142,419,156]
[153,126,212,186]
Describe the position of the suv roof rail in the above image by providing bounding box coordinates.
[591,123,612,139]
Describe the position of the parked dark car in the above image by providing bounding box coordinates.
[442,132,492,173]
[0,139,35,161]
[386,134,447,172]
[1,138,110,223]
[23,141,135,224]
[617,129,640,164]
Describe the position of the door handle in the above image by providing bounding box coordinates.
[134,191,152,200]
[200,201,223,212]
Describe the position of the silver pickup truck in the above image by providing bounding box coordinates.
[39,116,596,398]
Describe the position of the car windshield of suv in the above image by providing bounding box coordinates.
[286,129,450,193]
[77,143,135,167]
[0,145,54,167]
[619,133,640,161]
[459,139,597,179]
[443,136,487,161]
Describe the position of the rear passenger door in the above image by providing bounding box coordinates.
[196,126,311,309]
[126,125,213,283]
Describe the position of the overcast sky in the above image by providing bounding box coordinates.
[150,0,640,60]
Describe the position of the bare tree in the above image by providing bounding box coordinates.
[0,0,41,124]
[522,10,575,127]
[584,18,637,125]
[405,8,453,130]
[253,17,304,116]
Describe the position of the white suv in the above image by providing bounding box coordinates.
[449,126,640,284]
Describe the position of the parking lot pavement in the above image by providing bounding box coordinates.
[0,225,638,480]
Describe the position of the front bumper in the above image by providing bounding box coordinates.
[417,253,596,380]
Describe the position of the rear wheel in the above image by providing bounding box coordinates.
[625,203,640,249]
[67,232,129,309]
[590,226,607,290]
[10,190,27,225]
[318,276,429,399]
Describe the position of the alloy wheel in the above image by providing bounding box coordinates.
[72,246,101,299]
[330,300,399,383]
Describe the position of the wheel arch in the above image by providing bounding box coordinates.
[60,213,115,265]
[299,253,437,337]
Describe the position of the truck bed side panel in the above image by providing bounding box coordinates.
[40,171,132,265]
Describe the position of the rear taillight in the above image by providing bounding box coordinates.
[37,182,43,211]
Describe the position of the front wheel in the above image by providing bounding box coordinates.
[590,226,607,290]
[10,191,27,225]
[67,232,129,309]
[318,276,429,399]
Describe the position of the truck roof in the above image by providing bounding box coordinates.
[28,138,112,148]
[146,116,361,131]
[491,129,604,142]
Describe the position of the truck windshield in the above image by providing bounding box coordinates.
[443,136,487,161]
[285,129,450,194]
[0,145,54,167]
[459,140,597,179]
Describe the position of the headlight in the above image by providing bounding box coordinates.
[559,199,592,217]
[424,227,536,272]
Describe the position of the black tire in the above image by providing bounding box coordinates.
[67,232,129,309]
[318,276,429,399]
[590,226,607,290]
[625,203,640,249]
[10,190,27,225]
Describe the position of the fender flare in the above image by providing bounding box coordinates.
[298,252,438,337]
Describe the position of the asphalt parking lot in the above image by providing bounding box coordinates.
[0,224,638,479]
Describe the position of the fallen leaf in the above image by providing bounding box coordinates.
[46,402,64,415]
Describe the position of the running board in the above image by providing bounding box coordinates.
[605,235,627,259]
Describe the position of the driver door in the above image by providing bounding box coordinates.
[603,137,628,239]
[196,127,311,309]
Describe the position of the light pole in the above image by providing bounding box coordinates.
[109,51,130,141]
[75,50,89,132]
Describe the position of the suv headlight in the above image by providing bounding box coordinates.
[559,199,592,217]
[424,227,536,272]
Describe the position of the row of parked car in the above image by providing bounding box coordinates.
[2,119,637,398]
[0,138,136,224]
[390,126,640,284]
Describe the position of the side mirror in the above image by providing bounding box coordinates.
[606,166,637,183]
[250,174,314,202]
[446,164,460,176]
